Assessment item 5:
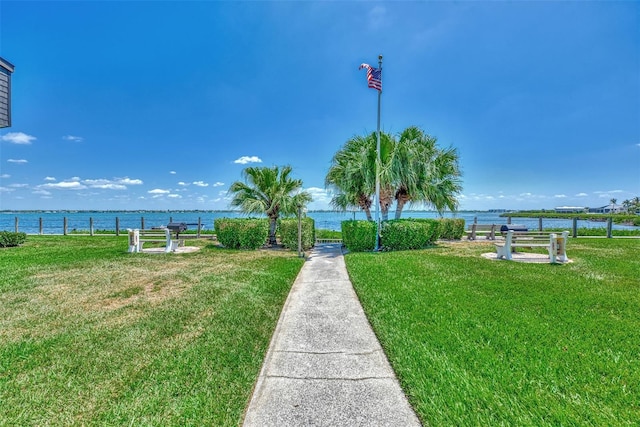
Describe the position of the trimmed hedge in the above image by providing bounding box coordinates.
[280,217,315,251]
[0,231,27,248]
[342,217,466,252]
[381,219,440,250]
[437,218,466,240]
[342,220,376,252]
[213,218,269,250]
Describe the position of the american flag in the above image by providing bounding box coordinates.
[359,63,382,91]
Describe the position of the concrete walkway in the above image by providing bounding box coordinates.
[243,243,421,426]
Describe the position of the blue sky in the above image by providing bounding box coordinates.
[0,1,638,211]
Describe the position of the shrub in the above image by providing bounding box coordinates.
[437,218,465,240]
[381,219,439,250]
[0,231,27,248]
[342,220,376,252]
[213,218,268,250]
[279,217,315,251]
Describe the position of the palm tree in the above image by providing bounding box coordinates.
[391,126,462,219]
[325,134,377,220]
[326,131,397,221]
[610,198,617,213]
[326,126,462,221]
[228,165,311,245]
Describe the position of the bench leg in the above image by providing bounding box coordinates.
[557,232,568,262]
[128,229,140,253]
[496,244,511,260]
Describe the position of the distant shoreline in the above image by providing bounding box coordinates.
[1,209,498,214]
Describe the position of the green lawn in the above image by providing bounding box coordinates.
[0,236,303,426]
[3,235,638,426]
[345,238,640,426]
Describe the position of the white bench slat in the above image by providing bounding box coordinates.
[495,230,569,263]
[128,228,179,253]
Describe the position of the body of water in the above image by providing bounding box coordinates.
[1,210,637,234]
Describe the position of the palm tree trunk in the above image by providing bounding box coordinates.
[268,217,278,245]
[380,187,394,221]
[395,198,407,219]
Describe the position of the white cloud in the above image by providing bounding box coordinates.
[178,181,189,186]
[33,189,51,196]
[148,188,170,194]
[7,159,28,164]
[91,184,127,190]
[116,177,143,185]
[0,174,10,179]
[168,194,182,199]
[83,179,111,186]
[1,132,36,145]
[554,194,567,198]
[76,177,142,189]
[40,181,87,190]
[193,181,208,187]
[0,186,14,192]
[170,171,177,175]
[234,155,262,164]
[44,176,56,181]
[62,135,84,142]
[575,192,588,197]
[306,187,327,200]
[9,183,29,188]
[212,181,224,187]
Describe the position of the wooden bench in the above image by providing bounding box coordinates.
[466,224,497,240]
[127,228,179,253]
[495,230,569,263]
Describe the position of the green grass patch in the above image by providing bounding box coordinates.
[345,239,640,426]
[315,229,342,239]
[0,236,303,426]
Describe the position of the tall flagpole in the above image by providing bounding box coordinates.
[375,54,382,251]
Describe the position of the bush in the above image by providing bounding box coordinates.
[280,217,315,251]
[437,218,465,240]
[0,231,27,247]
[381,219,439,250]
[213,218,268,250]
[342,220,376,252]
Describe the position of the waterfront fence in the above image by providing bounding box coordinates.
[10,216,207,237]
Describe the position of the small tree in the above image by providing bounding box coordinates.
[228,165,312,245]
